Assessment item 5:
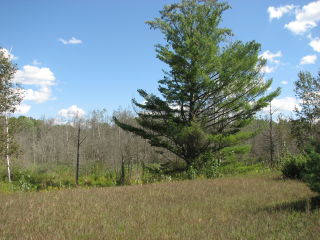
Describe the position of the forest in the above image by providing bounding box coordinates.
[0,0,319,239]
[0,108,301,189]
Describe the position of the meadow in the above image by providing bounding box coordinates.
[0,173,319,240]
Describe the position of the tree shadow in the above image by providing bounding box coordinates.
[264,196,320,213]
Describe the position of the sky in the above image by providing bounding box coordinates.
[1,0,319,122]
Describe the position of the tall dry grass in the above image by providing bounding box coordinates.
[0,173,319,239]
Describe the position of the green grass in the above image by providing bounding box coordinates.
[0,173,319,240]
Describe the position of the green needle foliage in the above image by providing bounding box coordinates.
[114,0,280,170]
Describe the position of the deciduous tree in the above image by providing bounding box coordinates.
[292,71,320,148]
[0,48,23,181]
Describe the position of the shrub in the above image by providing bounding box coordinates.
[303,144,320,194]
[201,159,220,178]
[280,154,307,179]
[186,165,197,179]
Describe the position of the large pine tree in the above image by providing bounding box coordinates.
[114,0,280,170]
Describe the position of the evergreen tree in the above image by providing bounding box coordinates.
[114,0,280,170]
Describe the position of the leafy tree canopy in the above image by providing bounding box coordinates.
[114,0,280,170]
[291,71,320,148]
[0,48,22,114]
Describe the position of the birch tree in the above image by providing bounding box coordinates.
[0,48,23,182]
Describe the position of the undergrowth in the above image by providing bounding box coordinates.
[0,160,271,193]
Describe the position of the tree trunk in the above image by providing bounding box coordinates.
[76,124,81,185]
[5,112,11,182]
[120,153,125,185]
[269,104,274,167]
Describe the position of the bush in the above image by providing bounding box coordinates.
[280,154,307,179]
[201,159,220,178]
[186,165,197,179]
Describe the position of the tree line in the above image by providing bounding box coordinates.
[1,109,298,171]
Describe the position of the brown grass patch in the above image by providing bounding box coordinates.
[0,173,319,239]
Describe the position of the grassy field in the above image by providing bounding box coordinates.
[0,173,319,240]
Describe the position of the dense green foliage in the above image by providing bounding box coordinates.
[0,159,272,192]
[290,71,320,194]
[115,0,280,171]
[280,154,307,179]
[303,143,320,194]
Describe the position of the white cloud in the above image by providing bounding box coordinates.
[285,21,316,35]
[14,65,55,86]
[271,97,300,112]
[58,37,82,45]
[309,37,320,52]
[15,104,31,114]
[261,66,275,74]
[53,118,68,125]
[267,5,296,20]
[260,50,282,64]
[285,1,320,34]
[58,105,85,119]
[300,54,317,65]
[281,81,288,85]
[14,65,56,104]
[24,86,52,103]
[0,48,18,61]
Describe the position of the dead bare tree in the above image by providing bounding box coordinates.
[76,120,86,185]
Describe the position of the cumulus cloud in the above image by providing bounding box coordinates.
[271,97,300,112]
[309,37,320,52]
[300,54,317,65]
[15,104,31,114]
[259,50,282,74]
[263,97,300,114]
[281,81,288,85]
[14,65,56,104]
[267,5,296,20]
[285,21,316,35]
[58,37,82,45]
[261,66,275,74]
[14,65,55,86]
[24,86,52,103]
[58,105,86,119]
[260,50,282,64]
[284,1,320,34]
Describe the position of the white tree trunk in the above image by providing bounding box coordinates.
[5,112,11,182]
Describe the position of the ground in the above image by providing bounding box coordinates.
[0,173,319,240]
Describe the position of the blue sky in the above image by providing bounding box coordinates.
[1,0,319,121]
